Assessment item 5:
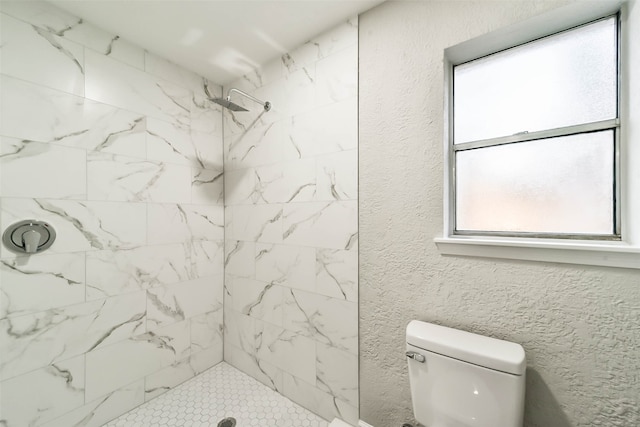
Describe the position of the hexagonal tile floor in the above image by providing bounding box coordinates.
[104,362,329,427]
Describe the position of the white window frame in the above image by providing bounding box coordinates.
[435,0,640,270]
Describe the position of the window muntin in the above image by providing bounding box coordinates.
[450,15,619,240]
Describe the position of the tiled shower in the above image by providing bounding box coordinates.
[0,1,358,426]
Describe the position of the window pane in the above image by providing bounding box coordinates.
[455,131,614,235]
[454,17,617,144]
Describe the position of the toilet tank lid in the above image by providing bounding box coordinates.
[406,320,526,376]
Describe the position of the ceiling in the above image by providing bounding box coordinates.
[51,0,385,85]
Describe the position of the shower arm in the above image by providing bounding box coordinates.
[226,88,271,111]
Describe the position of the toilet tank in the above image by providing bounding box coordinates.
[406,321,526,427]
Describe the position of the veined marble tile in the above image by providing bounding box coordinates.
[191,309,223,353]
[283,288,358,355]
[143,355,197,401]
[191,81,223,134]
[316,342,358,407]
[224,120,285,170]
[146,118,223,169]
[282,372,359,426]
[223,309,256,355]
[144,51,204,93]
[42,379,145,427]
[0,0,145,69]
[225,240,256,279]
[146,277,223,329]
[224,342,283,392]
[189,344,223,375]
[0,13,84,95]
[315,44,358,108]
[85,50,190,126]
[233,60,282,92]
[255,158,317,204]
[0,252,85,319]
[230,204,283,243]
[0,354,85,427]
[281,17,357,76]
[85,320,190,401]
[0,198,146,257]
[86,241,223,300]
[147,203,224,244]
[285,97,358,159]
[228,276,283,326]
[87,152,191,203]
[192,168,224,205]
[0,75,147,158]
[224,168,258,205]
[255,243,315,292]
[0,291,146,381]
[256,321,316,384]
[283,201,358,250]
[0,138,87,199]
[316,150,358,201]
[282,65,317,117]
[316,247,358,302]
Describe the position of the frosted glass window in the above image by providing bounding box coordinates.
[455,131,614,235]
[454,17,617,144]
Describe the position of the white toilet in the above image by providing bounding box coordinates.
[330,320,526,427]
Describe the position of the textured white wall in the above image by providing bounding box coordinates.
[358,1,640,426]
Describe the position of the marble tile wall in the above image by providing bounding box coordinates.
[0,2,224,426]
[223,17,359,424]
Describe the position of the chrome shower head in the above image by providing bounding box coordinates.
[211,88,271,112]
[210,97,248,112]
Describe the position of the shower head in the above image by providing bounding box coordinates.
[212,88,271,112]
[211,97,248,112]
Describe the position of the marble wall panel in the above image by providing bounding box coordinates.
[0,0,145,69]
[0,291,147,381]
[0,13,85,95]
[84,320,190,401]
[1,252,85,319]
[223,16,359,422]
[84,51,191,127]
[147,203,224,244]
[146,277,223,329]
[0,198,147,257]
[85,241,222,300]
[42,380,145,427]
[0,76,147,158]
[0,1,224,424]
[0,355,85,426]
[87,152,192,203]
[1,138,87,200]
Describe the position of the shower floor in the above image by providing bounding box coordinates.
[104,362,328,427]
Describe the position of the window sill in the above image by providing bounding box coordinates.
[434,236,640,269]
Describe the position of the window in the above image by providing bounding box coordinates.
[452,16,619,239]
[436,1,640,269]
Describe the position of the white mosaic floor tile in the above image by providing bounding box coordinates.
[104,362,329,427]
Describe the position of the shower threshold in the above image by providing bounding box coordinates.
[104,362,328,427]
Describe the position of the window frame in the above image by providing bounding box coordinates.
[435,0,640,269]
[450,14,621,241]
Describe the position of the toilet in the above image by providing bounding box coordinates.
[330,320,526,427]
